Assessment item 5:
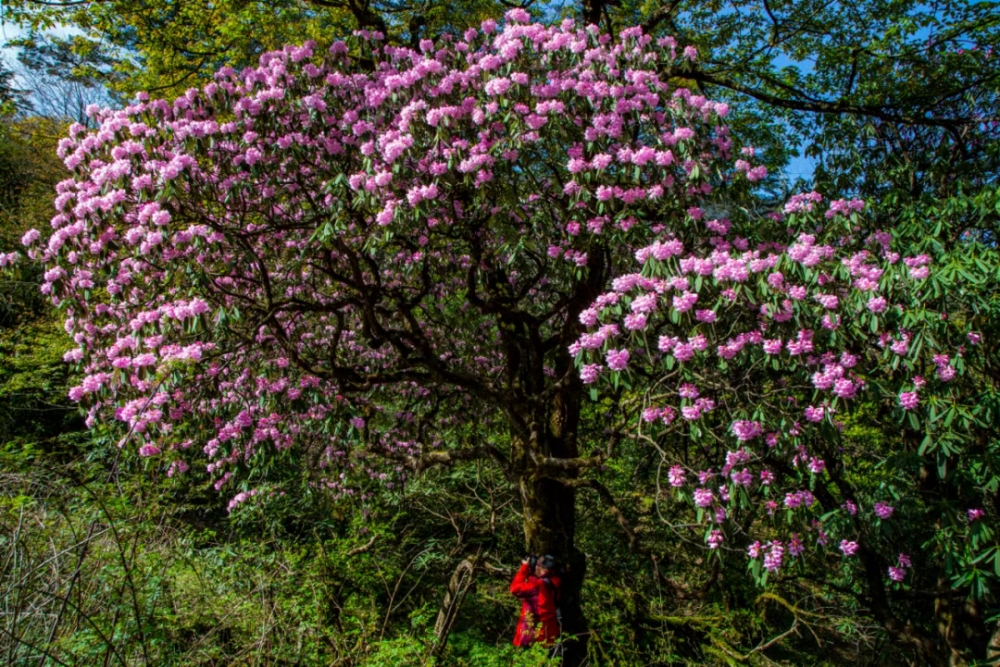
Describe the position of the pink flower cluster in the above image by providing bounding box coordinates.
[888,553,912,582]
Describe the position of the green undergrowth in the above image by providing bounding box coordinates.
[0,442,896,667]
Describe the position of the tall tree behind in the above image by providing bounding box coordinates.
[3,0,506,98]
[12,33,119,125]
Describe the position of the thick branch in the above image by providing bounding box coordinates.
[686,68,993,129]
[534,453,608,474]
[395,445,510,474]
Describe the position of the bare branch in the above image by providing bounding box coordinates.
[347,536,378,556]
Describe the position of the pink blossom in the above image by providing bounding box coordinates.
[898,391,919,410]
[786,285,806,300]
[678,383,699,399]
[867,296,887,313]
[659,407,677,425]
[579,308,599,327]
[133,353,157,367]
[890,336,909,356]
[731,420,763,441]
[788,533,805,557]
[668,465,686,487]
[874,502,895,519]
[693,487,714,507]
[672,291,698,313]
[681,405,701,420]
[763,541,784,572]
[814,293,839,310]
[623,313,647,330]
[673,343,695,362]
[579,364,602,384]
[804,405,825,422]
[833,378,857,399]
[21,229,40,246]
[763,339,783,355]
[731,468,752,486]
[167,460,189,477]
[707,530,724,549]
[505,7,530,22]
[658,336,678,353]
[839,540,859,557]
[591,153,612,170]
[642,407,661,422]
[695,309,716,323]
[606,348,630,371]
[630,293,658,314]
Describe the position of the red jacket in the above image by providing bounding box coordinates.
[510,563,561,647]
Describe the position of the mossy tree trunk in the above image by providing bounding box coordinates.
[511,383,589,664]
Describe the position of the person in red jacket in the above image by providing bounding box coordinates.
[510,554,562,648]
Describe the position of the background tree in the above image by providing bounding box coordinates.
[10,33,120,125]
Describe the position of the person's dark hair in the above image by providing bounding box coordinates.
[538,554,559,572]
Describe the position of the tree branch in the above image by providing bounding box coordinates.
[393,444,510,474]
[685,67,993,129]
[347,535,378,556]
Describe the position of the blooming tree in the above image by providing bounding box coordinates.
[6,9,983,646]
[575,191,976,575]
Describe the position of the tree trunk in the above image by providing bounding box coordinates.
[512,384,589,665]
[582,0,605,27]
[519,472,588,653]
